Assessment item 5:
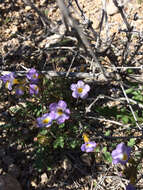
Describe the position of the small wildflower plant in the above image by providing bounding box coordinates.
[0,68,142,189]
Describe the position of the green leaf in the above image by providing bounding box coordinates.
[125,87,134,94]
[122,115,129,124]
[127,69,134,74]
[103,151,112,163]
[102,147,107,153]
[105,130,111,136]
[70,140,78,148]
[59,123,65,128]
[133,94,143,101]
[95,146,100,152]
[47,167,52,171]
[128,138,136,147]
[40,129,48,135]
[93,182,97,187]
[53,136,64,149]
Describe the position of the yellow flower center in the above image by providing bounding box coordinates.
[19,86,24,91]
[86,143,92,147]
[42,118,50,124]
[77,88,83,93]
[83,133,90,143]
[34,86,38,90]
[13,78,19,85]
[33,74,37,79]
[122,153,128,161]
[5,81,10,89]
[57,109,63,116]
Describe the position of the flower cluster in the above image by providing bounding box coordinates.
[37,100,70,128]
[26,68,40,95]
[0,68,40,96]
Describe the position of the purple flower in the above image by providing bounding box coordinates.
[49,100,70,124]
[1,72,19,90]
[15,85,25,95]
[126,184,136,190]
[70,80,90,99]
[26,68,39,83]
[37,112,55,128]
[29,84,39,95]
[81,141,97,152]
[111,143,131,165]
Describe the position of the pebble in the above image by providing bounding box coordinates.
[40,173,48,184]
[25,6,31,11]
[106,0,119,16]
[61,156,72,171]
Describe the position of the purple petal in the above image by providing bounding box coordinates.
[126,184,136,190]
[57,117,66,124]
[49,103,57,111]
[112,158,120,164]
[70,84,77,91]
[81,142,96,152]
[77,80,84,87]
[72,91,79,98]
[81,144,86,152]
[16,86,24,95]
[80,92,88,99]
[65,108,70,115]
[84,84,90,92]
[49,111,56,120]
[58,100,67,110]
[29,84,39,95]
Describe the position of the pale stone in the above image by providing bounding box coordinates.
[106,0,119,16]
[61,157,72,170]
[40,173,48,184]
[25,6,31,11]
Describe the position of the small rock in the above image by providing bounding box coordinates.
[0,174,22,190]
[106,0,119,16]
[40,0,46,6]
[40,173,48,184]
[25,6,31,11]
[31,181,37,188]
[61,156,72,171]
